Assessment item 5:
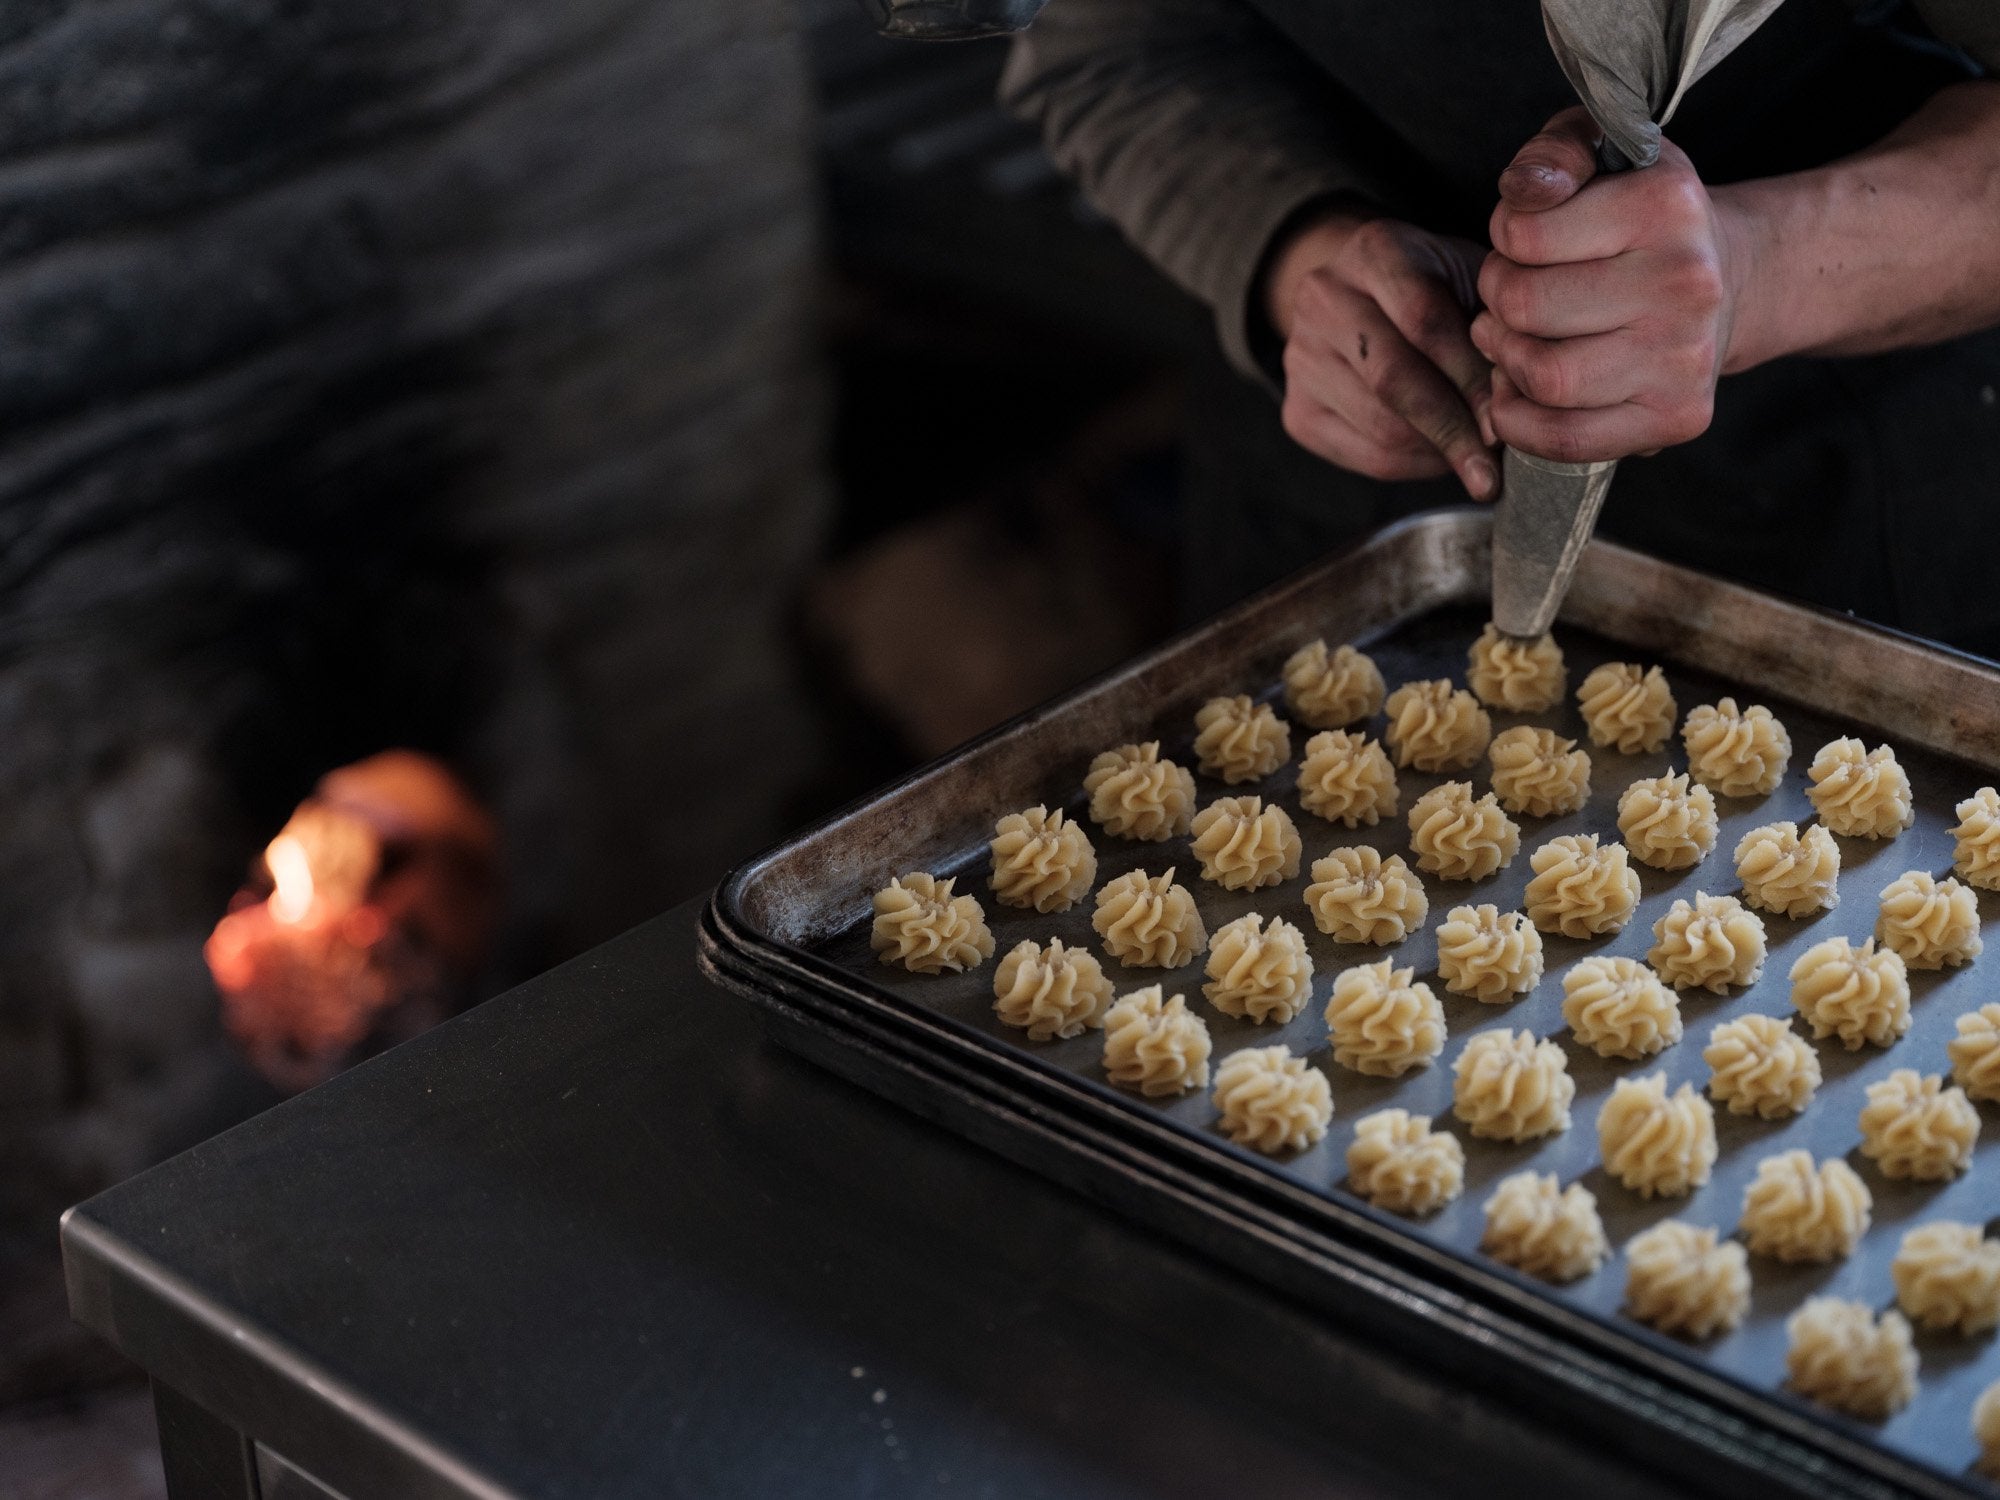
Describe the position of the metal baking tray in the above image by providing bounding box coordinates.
[699,508,2000,1498]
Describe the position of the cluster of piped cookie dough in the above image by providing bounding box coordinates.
[861,619,2000,1447]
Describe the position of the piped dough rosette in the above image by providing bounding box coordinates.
[1622,1221,1751,1340]
[1282,640,1385,729]
[1875,870,1981,970]
[993,938,1114,1041]
[1451,1028,1573,1142]
[1682,697,1791,798]
[1788,935,1909,1049]
[1202,913,1315,1024]
[1596,1073,1717,1199]
[1739,1150,1871,1263]
[1560,956,1680,1060]
[1083,742,1195,842]
[1949,1003,2000,1102]
[1576,662,1676,754]
[1857,1069,1980,1182]
[1487,725,1590,818]
[1647,892,1766,994]
[1296,729,1399,827]
[1324,959,1446,1078]
[1383,678,1491,773]
[1805,737,1914,839]
[989,805,1098,913]
[1212,1044,1332,1154]
[1101,986,1211,1096]
[1523,833,1640,938]
[1703,1013,1821,1119]
[1304,846,1429,946]
[1193,694,1291,784]
[1616,772,1717,871]
[1785,1299,1918,1421]
[1344,1108,1465,1216]
[871,873,996,974]
[1980,1383,2000,1480]
[1092,868,1207,969]
[1480,1172,1607,1283]
[1466,623,1566,713]
[1733,820,1839,918]
[1188,795,1302,891]
[1436,904,1544,1003]
[1891,1222,2000,1335]
[1407,780,1520,881]
[1950,785,2000,890]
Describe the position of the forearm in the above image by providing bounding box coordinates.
[1718,82,2000,372]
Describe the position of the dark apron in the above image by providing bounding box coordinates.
[1185,0,2000,658]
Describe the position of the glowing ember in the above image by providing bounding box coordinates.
[205,751,497,1092]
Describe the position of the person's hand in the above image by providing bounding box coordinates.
[1472,107,1753,463]
[1265,211,1499,500]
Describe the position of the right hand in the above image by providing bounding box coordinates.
[1265,212,1499,500]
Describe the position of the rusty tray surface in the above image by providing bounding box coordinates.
[702,509,2000,1498]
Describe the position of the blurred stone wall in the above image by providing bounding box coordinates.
[0,0,829,1392]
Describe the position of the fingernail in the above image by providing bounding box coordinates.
[1466,455,1498,500]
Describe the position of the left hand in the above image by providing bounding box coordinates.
[1471,107,1750,463]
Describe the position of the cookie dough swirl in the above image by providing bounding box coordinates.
[1733,820,1840,918]
[1296,730,1399,827]
[1949,1003,2000,1102]
[1523,833,1640,938]
[1785,1299,1918,1420]
[1560,955,1681,1060]
[1480,1172,1608,1283]
[1324,959,1446,1077]
[1345,1108,1465,1215]
[1703,1013,1821,1119]
[1981,1383,2000,1480]
[1617,772,1717,871]
[1101,986,1212,1096]
[1212,1044,1333,1154]
[989,805,1097,913]
[1436,904,1544,1003]
[1648,892,1766,993]
[993,938,1114,1041]
[1576,662,1676,754]
[1682,697,1792,797]
[1875,870,1982,969]
[1407,780,1520,881]
[1805,737,1915,839]
[871,873,996,974]
[1383,678,1491,773]
[1452,1029,1574,1141]
[1203,912,1315,1023]
[1739,1150,1871,1263]
[1488,725,1591,818]
[1282,640,1385,728]
[1857,1069,1980,1181]
[1188,795,1302,891]
[1083,742,1195,842]
[1891,1222,2000,1335]
[1623,1221,1751,1340]
[1193,694,1292,784]
[1788,935,1909,1049]
[1597,1073,1718,1199]
[1951,785,2000,890]
[1304,846,1430,945]
[1467,623,1566,713]
[1092,868,1207,969]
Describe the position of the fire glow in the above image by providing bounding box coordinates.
[204,751,498,1092]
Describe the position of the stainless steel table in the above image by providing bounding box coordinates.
[64,897,1692,1499]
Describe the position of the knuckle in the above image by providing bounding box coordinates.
[1661,250,1724,311]
[1515,342,1572,409]
[1665,394,1714,444]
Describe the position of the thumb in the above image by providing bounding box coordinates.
[1498,105,1601,213]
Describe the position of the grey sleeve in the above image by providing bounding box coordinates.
[998,0,1394,377]
[1911,1,2000,72]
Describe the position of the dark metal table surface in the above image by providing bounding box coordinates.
[64,897,1697,1500]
